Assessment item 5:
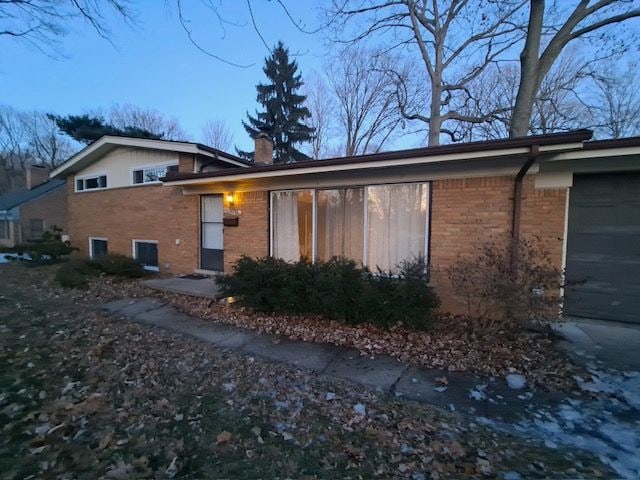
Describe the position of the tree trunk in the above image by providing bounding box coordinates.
[510,0,545,137]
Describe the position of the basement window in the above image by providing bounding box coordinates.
[76,175,107,191]
[132,240,159,271]
[89,237,108,259]
[133,164,178,184]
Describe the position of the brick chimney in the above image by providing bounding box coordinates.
[254,131,273,165]
[26,165,49,189]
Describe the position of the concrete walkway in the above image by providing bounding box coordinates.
[100,297,564,422]
[143,276,220,299]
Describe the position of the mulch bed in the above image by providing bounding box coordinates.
[29,266,583,393]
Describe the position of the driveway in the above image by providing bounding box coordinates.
[554,317,640,371]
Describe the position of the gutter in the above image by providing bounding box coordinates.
[511,144,540,242]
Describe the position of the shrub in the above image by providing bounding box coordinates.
[445,237,563,331]
[55,254,145,289]
[90,254,145,278]
[55,259,101,289]
[9,227,75,265]
[219,256,439,330]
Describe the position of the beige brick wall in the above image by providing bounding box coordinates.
[19,183,69,241]
[67,181,199,274]
[429,175,566,313]
[223,191,269,272]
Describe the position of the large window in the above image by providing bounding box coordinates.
[133,240,159,271]
[76,175,107,191]
[271,190,313,262]
[133,164,178,184]
[270,183,429,271]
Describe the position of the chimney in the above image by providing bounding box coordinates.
[254,131,273,165]
[26,165,50,189]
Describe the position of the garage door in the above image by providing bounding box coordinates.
[564,172,640,323]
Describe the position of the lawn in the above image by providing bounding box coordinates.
[0,264,612,479]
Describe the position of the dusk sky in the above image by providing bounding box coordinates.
[1,1,332,152]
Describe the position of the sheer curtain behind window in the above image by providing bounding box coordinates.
[317,188,364,262]
[367,183,428,271]
[272,190,313,261]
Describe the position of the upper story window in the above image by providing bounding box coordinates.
[76,175,107,192]
[133,164,178,184]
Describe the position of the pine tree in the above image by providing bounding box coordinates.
[240,41,314,164]
[49,114,162,144]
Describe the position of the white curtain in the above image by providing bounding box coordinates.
[272,191,300,262]
[367,183,428,272]
[317,188,364,263]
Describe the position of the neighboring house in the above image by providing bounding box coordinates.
[0,165,67,248]
[51,131,640,323]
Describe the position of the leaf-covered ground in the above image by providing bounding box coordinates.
[0,264,613,479]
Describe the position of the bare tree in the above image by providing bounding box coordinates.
[108,104,188,141]
[303,71,336,159]
[200,119,234,151]
[328,0,527,145]
[0,107,80,193]
[510,0,640,137]
[592,64,640,139]
[462,56,592,140]
[0,0,133,55]
[328,47,402,155]
[24,112,77,169]
[0,107,30,192]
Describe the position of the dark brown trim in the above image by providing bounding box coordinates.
[583,136,640,150]
[163,130,593,183]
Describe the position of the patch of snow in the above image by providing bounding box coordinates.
[353,403,366,416]
[469,384,488,401]
[512,365,640,479]
[506,374,527,390]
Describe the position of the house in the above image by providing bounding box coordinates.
[51,131,640,323]
[0,165,67,248]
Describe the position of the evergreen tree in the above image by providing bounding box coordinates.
[49,114,162,144]
[240,41,314,164]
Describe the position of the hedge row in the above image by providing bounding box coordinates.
[219,256,440,330]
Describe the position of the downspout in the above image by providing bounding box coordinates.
[511,144,540,243]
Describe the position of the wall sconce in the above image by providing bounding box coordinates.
[224,192,240,226]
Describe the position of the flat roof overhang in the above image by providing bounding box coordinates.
[164,142,586,194]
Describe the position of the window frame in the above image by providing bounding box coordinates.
[131,239,159,271]
[130,162,179,186]
[75,173,108,192]
[88,237,108,259]
[269,181,431,269]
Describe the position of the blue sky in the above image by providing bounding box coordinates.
[0,1,329,152]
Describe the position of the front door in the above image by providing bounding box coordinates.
[201,195,224,271]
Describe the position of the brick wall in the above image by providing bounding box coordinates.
[223,191,269,272]
[519,178,567,270]
[67,182,199,274]
[429,175,567,313]
[19,183,68,241]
